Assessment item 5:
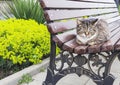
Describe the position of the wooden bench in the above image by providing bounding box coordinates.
[40,0,120,85]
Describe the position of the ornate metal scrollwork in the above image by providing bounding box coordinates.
[64,52,74,67]
[88,53,107,78]
[45,51,119,85]
[54,51,88,72]
[53,51,74,71]
[74,55,87,66]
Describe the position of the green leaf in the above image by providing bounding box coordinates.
[1,0,45,24]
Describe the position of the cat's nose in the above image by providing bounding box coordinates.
[85,32,89,35]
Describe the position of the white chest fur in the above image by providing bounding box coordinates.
[76,29,98,44]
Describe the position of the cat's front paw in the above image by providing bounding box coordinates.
[76,38,82,45]
[88,41,96,45]
[76,35,88,44]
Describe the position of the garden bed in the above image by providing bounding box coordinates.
[0,19,50,80]
[0,58,49,85]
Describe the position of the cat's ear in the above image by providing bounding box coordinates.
[77,19,82,25]
[91,18,98,25]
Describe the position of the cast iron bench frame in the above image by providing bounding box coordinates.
[40,0,120,85]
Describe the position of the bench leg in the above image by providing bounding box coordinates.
[118,53,120,61]
[42,36,56,85]
[103,74,115,85]
[102,51,120,85]
[42,67,55,85]
[88,52,119,85]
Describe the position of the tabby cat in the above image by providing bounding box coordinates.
[76,18,110,45]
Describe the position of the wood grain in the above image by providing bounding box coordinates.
[41,0,116,9]
[45,8,118,21]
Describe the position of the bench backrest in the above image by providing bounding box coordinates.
[40,0,119,34]
[40,0,120,54]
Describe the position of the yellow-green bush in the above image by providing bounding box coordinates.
[0,18,50,64]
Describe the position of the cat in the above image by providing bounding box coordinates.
[76,18,110,45]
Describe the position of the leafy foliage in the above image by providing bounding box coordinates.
[1,0,45,24]
[0,18,50,64]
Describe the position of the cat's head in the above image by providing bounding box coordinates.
[76,18,98,37]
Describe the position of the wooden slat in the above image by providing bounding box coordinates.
[101,32,120,52]
[45,8,118,21]
[108,19,120,32]
[62,39,79,52]
[110,25,120,37]
[41,0,116,9]
[111,24,120,32]
[106,16,120,23]
[48,20,76,34]
[69,0,115,3]
[48,15,120,34]
[95,12,119,20]
[53,30,76,46]
[74,44,88,54]
[87,44,102,53]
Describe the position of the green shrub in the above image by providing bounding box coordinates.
[2,0,45,24]
[0,18,50,64]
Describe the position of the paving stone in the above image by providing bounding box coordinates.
[32,72,47,82]
[85,79,96,85]
[110,58,120,73]
[57,74,90,85]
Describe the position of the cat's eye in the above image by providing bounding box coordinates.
[77,25,81,27]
